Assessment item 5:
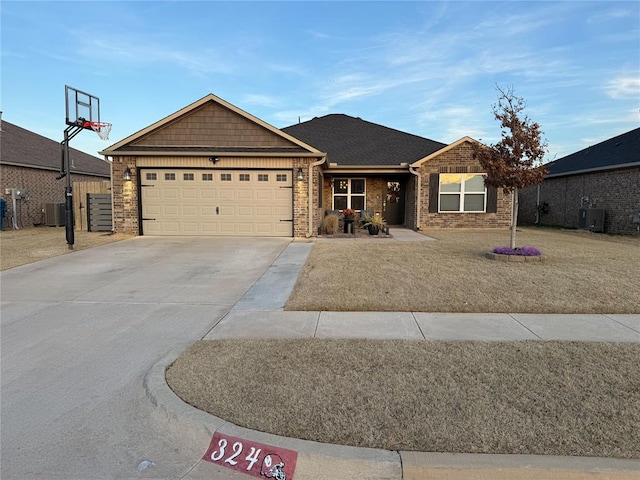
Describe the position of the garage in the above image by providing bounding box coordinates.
[140,169,293,236]
[102,93,325,238]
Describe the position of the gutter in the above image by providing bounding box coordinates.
[545,161,640,178]
[409,166,421,230]
[307,156,327,238]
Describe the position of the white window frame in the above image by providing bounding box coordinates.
[439,173,487,213]
[332,178,366,211]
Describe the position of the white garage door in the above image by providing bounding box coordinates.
[140,169,293,236]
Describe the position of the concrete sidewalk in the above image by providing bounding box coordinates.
[147,235,640,479]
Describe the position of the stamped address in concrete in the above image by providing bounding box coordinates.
[203,432,298,479]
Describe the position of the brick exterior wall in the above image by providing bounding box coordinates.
[519,166,640,235]
[111,156,139,234]
[0,165,108,229]
[417,141,512,229]
[405,174,418,229]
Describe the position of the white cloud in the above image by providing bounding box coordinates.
[242,94,279,108]
[605,76,640,99]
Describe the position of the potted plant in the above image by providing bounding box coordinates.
[341,208,356,233]
[364,214,386,235]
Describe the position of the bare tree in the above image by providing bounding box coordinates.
[473,86,548,249]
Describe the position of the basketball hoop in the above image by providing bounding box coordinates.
[84,121,112,140]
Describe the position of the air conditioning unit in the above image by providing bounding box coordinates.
[44,203,65,227]
[587,208,605,233]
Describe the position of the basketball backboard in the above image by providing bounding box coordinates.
[65,85,100,128]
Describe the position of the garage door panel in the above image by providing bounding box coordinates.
[219,189,235,200]
[141,169,292,236]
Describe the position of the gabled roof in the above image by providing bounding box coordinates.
[100,93,323,157]
[0,120,110,177]
[545,127,640,177]
[282,114,446,166]
[411,136,480,167]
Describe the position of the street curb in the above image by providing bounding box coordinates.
[146,349,640,479]
[144,349,402,479]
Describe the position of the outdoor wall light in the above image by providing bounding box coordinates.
[297,167,304,181]
[209,156,220,164]
[123,167,132,182]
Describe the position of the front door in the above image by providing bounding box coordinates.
[383,181,404,225]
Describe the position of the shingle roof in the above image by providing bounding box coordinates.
[545,127,640,176]
[0,120,110,177]
[282,114,446,166]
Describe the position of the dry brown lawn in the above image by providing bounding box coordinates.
[286,227,640,313]
[167,339,640,458]
[0,227,134,271]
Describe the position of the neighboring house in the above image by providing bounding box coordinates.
[519,127,640,235]
[101,93,512,238]
[0,118,111,229]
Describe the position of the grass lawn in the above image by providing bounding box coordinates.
[0,227,133,271]
[285,227,640,313]
[167,339,640,459]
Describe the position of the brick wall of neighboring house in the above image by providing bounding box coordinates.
[0,165,108,229]
[519,166,640,235]
[418,141,512,229]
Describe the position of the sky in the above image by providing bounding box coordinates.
[1,1,639,162]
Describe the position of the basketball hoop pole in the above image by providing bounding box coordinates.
[60,124,84,249]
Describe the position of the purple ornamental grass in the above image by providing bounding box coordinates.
[493,245,542,256]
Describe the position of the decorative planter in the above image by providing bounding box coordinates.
[343,219,355,234]
[367,224,380,235]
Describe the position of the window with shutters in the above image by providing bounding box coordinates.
[439,173,487,212]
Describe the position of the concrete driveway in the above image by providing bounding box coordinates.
[0,236,300,479]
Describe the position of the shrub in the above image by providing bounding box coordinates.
[493,246,542,256]
[323,214,339,234]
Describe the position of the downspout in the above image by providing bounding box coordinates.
[307,155,327,237]
[106,156,115,232]
[409,166,420,230]
[535,184,541,224]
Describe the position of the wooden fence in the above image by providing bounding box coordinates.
[73,181,111,231]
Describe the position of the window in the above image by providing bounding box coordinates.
[183,173,194,181]
[146,173,157,180]
[333,178,365,211]
[258,174,269,182]
[202,173,213,181]
[221,173,232,181]
[439,173,486,212]
[165,173,176,181]
[239,173,250,182]
[276,174,288,182]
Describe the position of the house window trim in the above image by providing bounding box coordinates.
[438,173,487,213]
[332,178,366,211]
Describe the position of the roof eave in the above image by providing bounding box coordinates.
[546,161,640,178]
[0,161,110,177]
[99,149,326,158]
[324,164,411,174]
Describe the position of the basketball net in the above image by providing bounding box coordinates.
[85,121,112,140]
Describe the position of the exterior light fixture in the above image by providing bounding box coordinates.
[123,167,132,181]
[209,157,219,164]
[297,167,304,181]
